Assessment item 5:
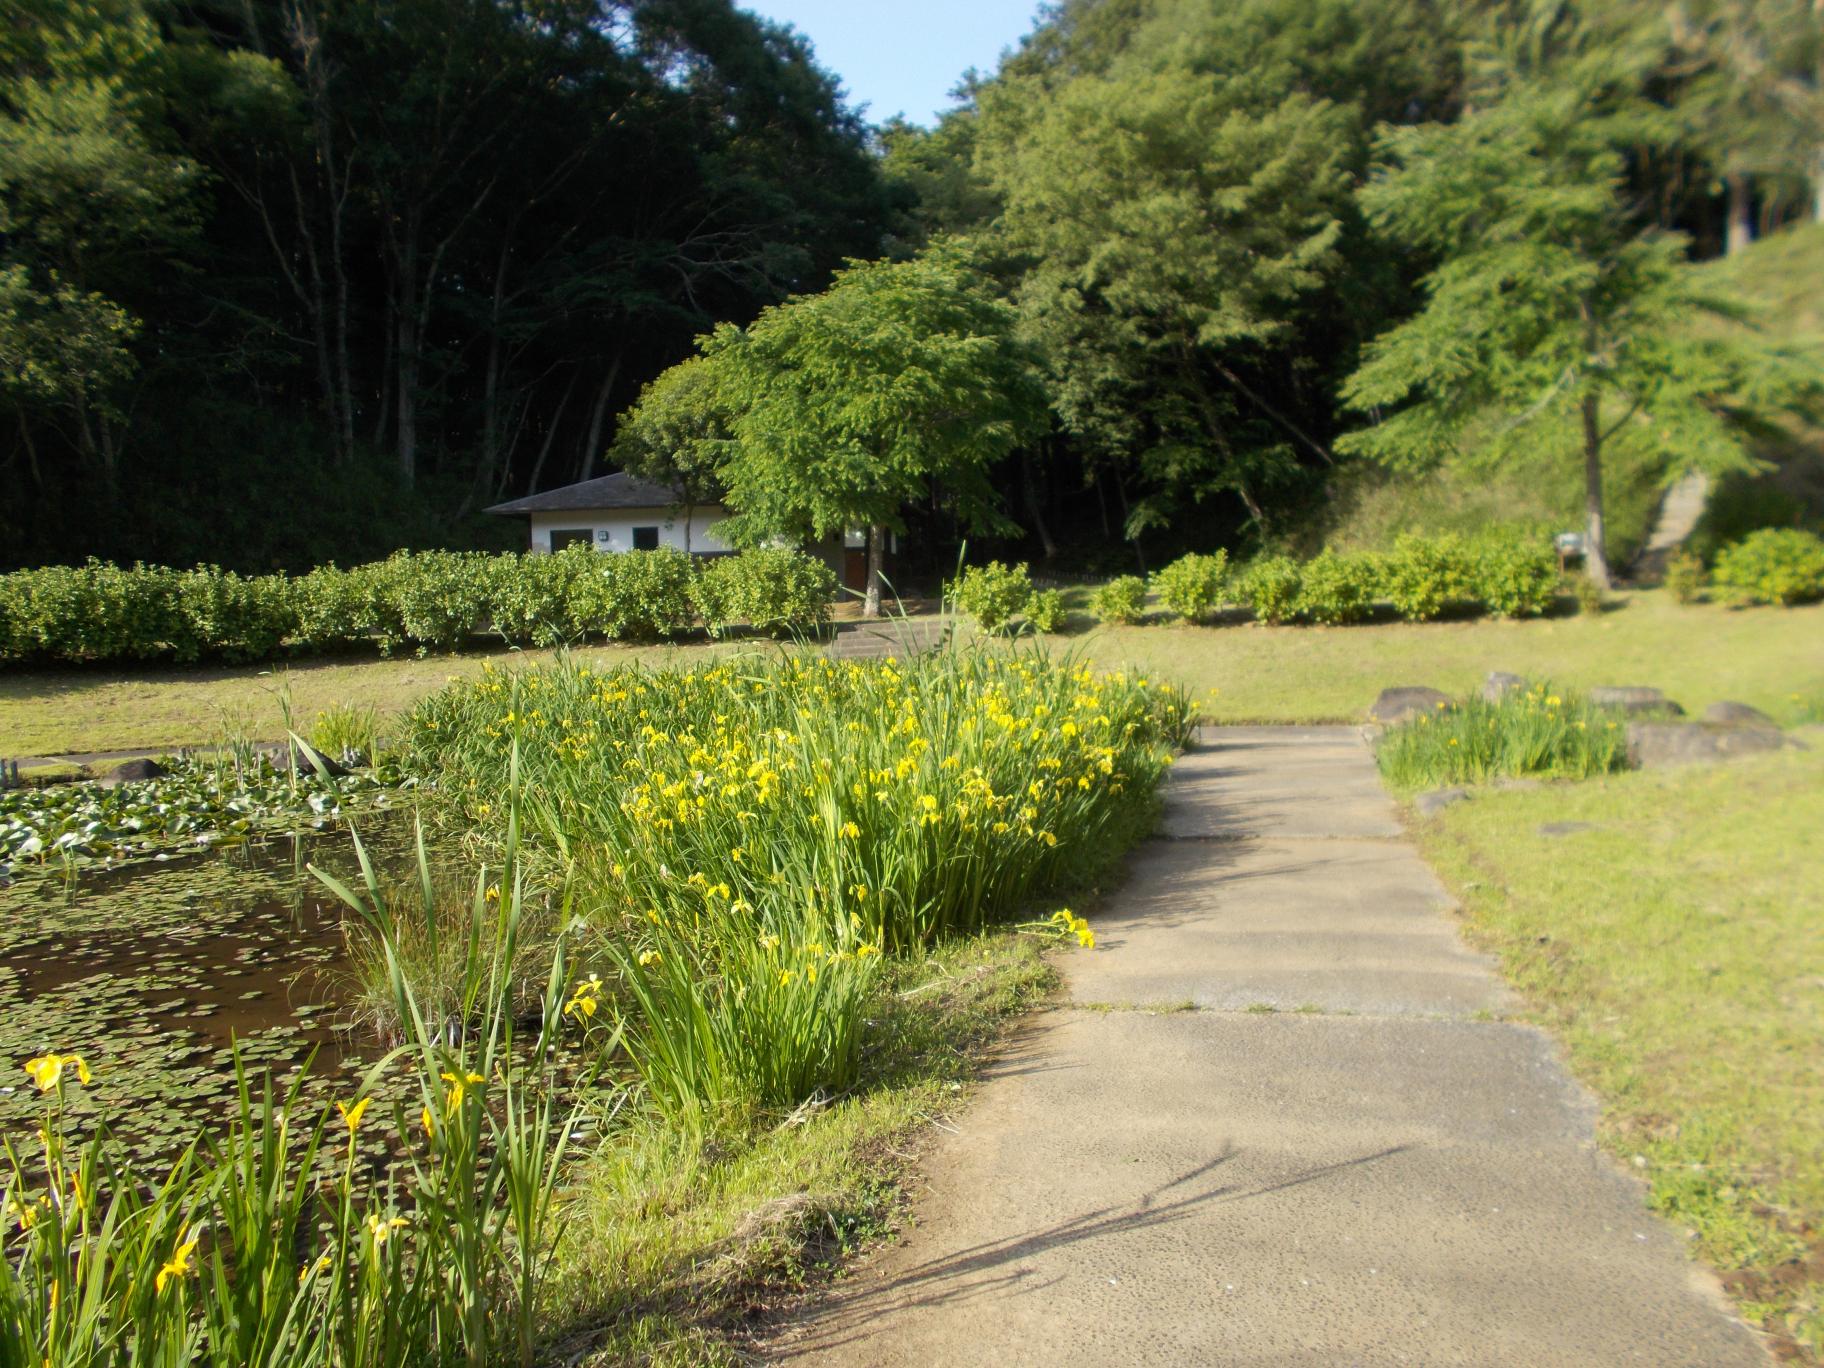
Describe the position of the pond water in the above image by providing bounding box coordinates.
[0,823,413,1168]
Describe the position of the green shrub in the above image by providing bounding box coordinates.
[1150,551,1229,623]
[1711,528,1824,606]
[1375,683,1630,789]
[489,546,597,647]
[1025,588,1066,634]
[171,567,298,663]
[1470,535,1557,618]
[692,548,835,637]
[292,564,372,651]
[1090,575,1147,624]
[584,547,696,640]
[6,561,172,662]
[1382,533,1474,622]
[1294,549,1378,625]
[688,557,738,635]
[394,551,497,653]
[949,561,1033,633]
[0,561,304,664]
[1665,550,1705,604]
[0,586,16,662]
[1240,556,1302,625]
[1572,572,1605,616]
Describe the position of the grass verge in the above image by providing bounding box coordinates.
[7,590,1821,755]
[1067,590,1824,725]
[542,928,1059,1365]
[1412,744,1824,1360]
[0,640,742,757]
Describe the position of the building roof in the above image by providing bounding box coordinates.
[483,471,703,516]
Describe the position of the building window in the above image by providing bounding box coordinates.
[632,525,660,550]
[549,528,592,552]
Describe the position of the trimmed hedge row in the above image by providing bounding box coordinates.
[1177,533,1561,626]
[946,534,1560,636]
[0,546,836,666]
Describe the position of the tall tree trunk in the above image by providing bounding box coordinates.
[476,233,515,498]
[1021,446,1058,560]
[525,372,579,495]
[1581,389,1611,590]
[396,301,418,486]
[864,524,885,618]
[283,2,356,464]
[1113,476,1146,572]
[577,350,623,483]
[373,278,394,451]
[16,414,43,488]
[1726,170,1754,256]
[393,212,420,487]
[1235,480,1267,528]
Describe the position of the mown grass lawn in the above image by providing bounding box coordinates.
[5,588,1820,757]
[1067,588,1824,725]
[1414,744,1824,1359]
[0,639,742,757]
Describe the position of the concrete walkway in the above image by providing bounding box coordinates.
[770,727,1766,1366]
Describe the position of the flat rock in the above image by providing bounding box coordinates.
[95,757,168,787]
[1369,686,1453,725]
[1703,701,1778,729]
[1482,671,1527,704]
[1415,786,1470,815]
[1627,721,1787,769]
[253,739,352,776]
[1589,686,1684,717]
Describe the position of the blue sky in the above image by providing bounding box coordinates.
[740,0,1043,126]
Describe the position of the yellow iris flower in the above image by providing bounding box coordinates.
[23,1054,91,1092]
[155,1225,199,1294]
[366,1214,409,1248]
[440,1071,486,1111]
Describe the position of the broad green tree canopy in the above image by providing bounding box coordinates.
[609,355,733,511]
[1339,58,1820,582]
[706,247,1048,547]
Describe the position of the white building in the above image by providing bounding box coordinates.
[484,472,736,556]
[485,470,896,595]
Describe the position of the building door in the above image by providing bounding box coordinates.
[843,549,867,592]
